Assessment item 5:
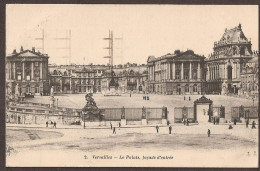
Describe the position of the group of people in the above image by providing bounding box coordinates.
[184,96,191,101]
[143,95,150,100]
[213,117,220,125]
[155,125,172,134]
[228,119,257,129]
[110,122,121,134]
[183,119,190,126]
[46,121,56,128]
[246,120,256,129]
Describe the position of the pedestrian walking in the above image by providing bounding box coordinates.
[113,127,116,134]
[207,129,211,137]
[147,96,149,100]
[246,119,249,128]
[119,122,121,128]
[252,121,256,129]
[130,93,131,98]
[169,126,172,134]
[234,119,237,125]
[228,124,233,129]
[156,125,159,133]
[110,122,112,130]
[213,117,216,125]
[186,119,189,126]
[189,96,191,101]
[53,122,56,128]
[46,121,48,127]
[144,96,147,100]
[183,119,186,125]
[184,96,186,100]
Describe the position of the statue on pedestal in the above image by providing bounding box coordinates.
[82,93,104,122]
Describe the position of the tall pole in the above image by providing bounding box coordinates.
[35,29,45,53]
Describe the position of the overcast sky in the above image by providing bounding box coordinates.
[6,5,258,65]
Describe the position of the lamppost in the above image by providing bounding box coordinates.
[83,112,86,129]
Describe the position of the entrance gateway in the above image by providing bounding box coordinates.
[194,96,213,123]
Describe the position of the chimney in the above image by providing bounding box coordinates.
[238,23,241,29]
[174,50,180,55]
[32,47,35,52]
[20,46,23,52]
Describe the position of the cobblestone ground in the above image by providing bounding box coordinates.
[6,123,258,167]
[7,94,258,167]
[25,93,257,121]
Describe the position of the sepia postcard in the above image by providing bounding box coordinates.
[5,4,259,167]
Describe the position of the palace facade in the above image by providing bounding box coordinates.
[48,63,148,94]
[147,24,259,96]
[205,24,257,95]
[6,47,49,96]
[147,50,205,95]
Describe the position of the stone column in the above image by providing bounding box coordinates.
[14,62,16,80]
[223,63,226,79]
[181,62,184,80]
[189,62,192,80]
[232,63,235,79]
[31,62,34,80]
[169,63,172,80]
[206,65,209,80]
[237,63,241,79]
[153,66,155,81]
[40,62,42,80]
[22,62,25,80]
[198,62,201,80]
[172,62,175,80]
[167,63,171,80]
[234,63,237,79]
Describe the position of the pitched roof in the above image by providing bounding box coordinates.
[219,24,249,43]
[7,49,48,58]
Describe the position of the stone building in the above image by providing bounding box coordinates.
[48,64,107,94]
[101,64,148,94]
[6,47,49,96]
[205,24,255,95]
[147,50,205,95]
[240,55,259,98]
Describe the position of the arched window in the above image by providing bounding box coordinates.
[185,84,189,93]
[240,47,245,56]
[192,69,197,79]
[53,70,57,75]
[193,84,198,92]
[227,65,232,80]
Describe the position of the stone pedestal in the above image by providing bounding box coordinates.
[162,119,167,125]
[121,119,126,126]
[141,119,147,125]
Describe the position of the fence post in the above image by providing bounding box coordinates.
[161,106,167,125]
[141,106,147,125]
[121,106,126,126]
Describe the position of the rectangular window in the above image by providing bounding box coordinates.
[17,75,22,81]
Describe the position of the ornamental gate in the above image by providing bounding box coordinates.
[194,96,213,123]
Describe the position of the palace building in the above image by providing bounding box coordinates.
[6,47,49,96]
[147,50,205,95]
[205,24,257,95]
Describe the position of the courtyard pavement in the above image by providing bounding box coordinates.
[6,122,258,167]
[25,93,257,121]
